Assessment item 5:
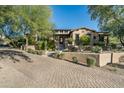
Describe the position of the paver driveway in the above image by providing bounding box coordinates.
[0,49,124,88]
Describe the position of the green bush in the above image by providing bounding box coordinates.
[96,42,105,47]
[72,57,78,63]
[27,48,34,53]
[91,46,102,53]
[9,37,25,48]
[80,35,90,45]
[109,36,120,50]
[35,41,45,50]
[47,40,55,50]
[35,40,55,51]
[28,36,36,45]
[27,48,42,55]
[17,38,26,47]
[27,49,37,54]
[36,50,43,55]
[68,38,73,44]
[87,57,96,67]
[32,50,37,54]
[110,43,116,49]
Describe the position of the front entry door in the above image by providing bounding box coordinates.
[59,37,65,50]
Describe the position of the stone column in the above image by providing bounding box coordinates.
[72,33,75,46]
[90,34,93,47]
[25,35,28,50]
[104,36,108,47]
[55,36,59,50]
[65,38,68,49]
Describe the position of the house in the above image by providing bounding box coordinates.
[54,27,109,50]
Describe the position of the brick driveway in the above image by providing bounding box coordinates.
[0,50,124,88]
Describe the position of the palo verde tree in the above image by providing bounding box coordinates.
[15,6,53,50]
[15,6,53,36]
[88,5,124,46]
[0,5,53,48]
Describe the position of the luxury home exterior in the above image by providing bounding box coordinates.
[54,28,109,50]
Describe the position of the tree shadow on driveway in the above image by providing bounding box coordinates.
[0,50,32,63]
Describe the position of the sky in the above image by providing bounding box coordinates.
[50,5,99,31]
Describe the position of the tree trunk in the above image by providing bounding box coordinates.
[44,40,48,55]
[119,36,124,46]
[11,40,17,48]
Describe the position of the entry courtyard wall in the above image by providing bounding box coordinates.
[112,52,124,63]
[63,52,124,67]
[63,52,100,66]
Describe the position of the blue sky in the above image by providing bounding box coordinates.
[50,5,99,31]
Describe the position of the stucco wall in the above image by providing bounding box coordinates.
[99,53,111,67]
[27,45,35,50]
[63,52,112,67]
[63,52,99,66]
[71,29,99,45]
[112,52,124,63]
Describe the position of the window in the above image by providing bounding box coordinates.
[94,36,96,39]
[99,35,104,42]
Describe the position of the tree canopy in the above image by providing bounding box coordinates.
[88,5,124,46]
[0,5,53,47]
[80,35,90,45]
[0,5,53,39]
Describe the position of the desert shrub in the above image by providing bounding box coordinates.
[72,57,78,63]
[59,52,64,59]
[27,48,37,54]
[110,43,116,49]
[109,36,120,50]
[116,44,122,50]
[32,50,37,54]
[35,40,55,51]
[27,48,42,55]
[17,38,26,47]
[54,53,59,58]
[91,46,102,53]
[82,45,91,51]
[35,41,45,50]
[120,48,124,51]
[27,48,34,53]
[9,37,25,48]
[36,50,43,55]
[68,45,78,52]
[96,42,105,47]
[54,51,64,59]
[47,40,55,50]
[80,35,90,45]
[87,57,96,67]
[28,36,36,45]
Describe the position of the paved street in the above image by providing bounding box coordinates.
[0,49,124,88]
